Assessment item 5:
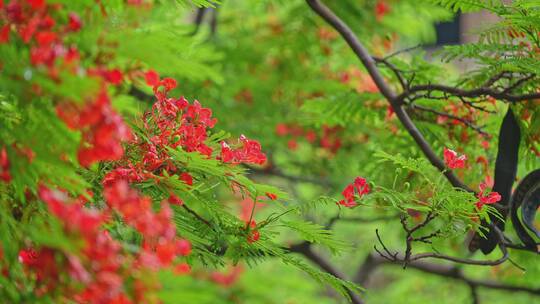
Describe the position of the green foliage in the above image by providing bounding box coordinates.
[1,0,539,303]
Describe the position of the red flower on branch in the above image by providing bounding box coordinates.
[337,177,370,208]
[145,69,160,87]
[475,182,501,210]
[220,135,267,165]
[443,147,467,169]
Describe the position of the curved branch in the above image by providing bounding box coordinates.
[357,253,540,296]
[305,0,472,192]
[396,83,540,105]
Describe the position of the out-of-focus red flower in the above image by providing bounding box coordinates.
[287,139,298,150]
[0,147,11,182]
[265,192,277,200]
[68,12,82,32]
[104,69,123,85]
[174,263,191,275]
[0,25,10,43]
[275,123,288,136]
[168,194,183,206]
[375,1,390,20]
[176,239,192,256]
[145,70,160,87]
[210,265,243,287]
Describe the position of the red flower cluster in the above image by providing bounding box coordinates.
[0,146,11,182]
[246,220,260,243]
[210,265,244,287]
[443,147,467,170]
[141,72,218,169]
[57,90,132,167]
[103,180,191,270]
[0,0,82,73]
[102,72,240,191]
[275,123,342,153]
[104,181,176,243]
[220,134,267,165]
[17,181,194,302]
[475,182,501,210]
[19,186,144,303]
[338,177,370,208]
[1,0,132,168]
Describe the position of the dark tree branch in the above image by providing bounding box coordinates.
[305,0,472,192]
[396,83,540,105]
[470,282,481,304]
[182,204,213,229]
[357,253,535,299]
[381,45,422,61]
[355,252,540,296]
[374,222,509,267]
[191,7,208,36]
[373,56,408,91]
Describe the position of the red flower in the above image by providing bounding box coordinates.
[210,266,243,287]
[337,176,370,208]
[275,123,288,136]
[287,139,298,150]
[156,241,176,265]
[35,31,57,46]
[0,25,10,44]
[18,248,38,265]
[375,1,390,20]
[219,135,267,165]
[0,146,11,182]
[247,230,260,243]
[246,220,260,243]
[443,147,466,169]
[168,194,184,206]
[174,263,191,275]
[27,0,45,10]
[353,177,370,196]
[105,69,123,85]
[265,192,277,200]
[153,77,177,93]
[176,239,192,256]
[145,70,160,87]
[180,172,193,186]
[475,182,501,210]
[57,91,132,167]
[68,12,82,32]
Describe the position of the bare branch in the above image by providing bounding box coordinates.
[396,83,540,105]
[357,252,540,296]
